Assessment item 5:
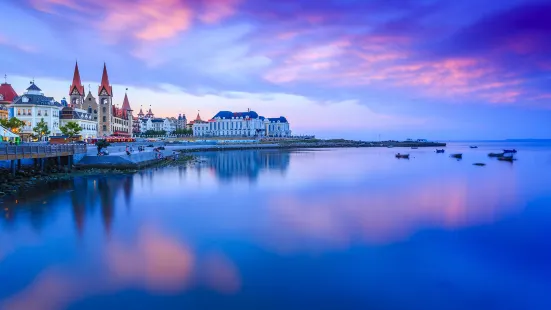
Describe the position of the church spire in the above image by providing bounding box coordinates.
[121,90,132,111]
[70,61,84,96]
[98,62,113,96]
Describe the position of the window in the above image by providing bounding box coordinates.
[28,109,31,115]
[88,107,92,113]
[17,109,21,116]
[45,110,49,116]
[38,110,41,116]
[102,107,106,113]
[103,116,106,122]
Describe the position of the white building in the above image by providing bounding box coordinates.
[193,110,291,137]
[60,102,98,139]
[10,82,63,141]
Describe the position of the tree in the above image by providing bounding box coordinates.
[60,122,82,139]
[33,118,50,141]
[0,117,25,133]
[174,128,192,135]
[95,139,110,154]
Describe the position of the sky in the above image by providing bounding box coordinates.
[1,0,550,140]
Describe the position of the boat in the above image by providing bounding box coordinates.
[395,153,410,159]
[488,152,505,157]
[470,146,478,149]
[498,156,515,162]
[473,163,486,166]
[436,149,445,153]
[503,149,517,153]
[450,153,463,159]
[411,146,419,149]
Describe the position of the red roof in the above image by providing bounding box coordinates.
[121,93,132,111]
[195,113,202,121]
[0,83,18,103]
[98,63,113,96]
[69,61,85,96]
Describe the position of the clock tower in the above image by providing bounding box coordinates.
[98,63,113,137]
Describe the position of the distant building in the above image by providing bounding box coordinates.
[60,102,98,139]
[10,81,63,141]
[177,114,187,130]
[192,110,291,137]
[0,81,18,120]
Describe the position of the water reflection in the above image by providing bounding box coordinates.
[201,150,290,182]
[0,228,241,310]
[1,175,134,236]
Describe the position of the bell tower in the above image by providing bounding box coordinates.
[98,63,113,137]
[69,61,85,109]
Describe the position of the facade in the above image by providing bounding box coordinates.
[10,82,63,140]
[0,81,18,120]
[60,103,98,139]
[177,114,187,130]
[192,110,291,137]
[266,117,291,137]
[189,113,207,134]
[0,105,8,120]
[70,62,133,137]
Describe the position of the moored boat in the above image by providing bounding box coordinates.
[470,146,478,149]
[498,156,515,162]
[488,152,505,157]
[450,153,463,159]
[436,149,445,153]
[503,149,517,153]
[395,153,410,159]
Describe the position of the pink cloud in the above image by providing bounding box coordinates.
[199,0,241,24]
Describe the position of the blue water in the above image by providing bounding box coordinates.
[1,142,551,310]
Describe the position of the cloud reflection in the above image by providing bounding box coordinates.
[263,175,520,252]
[0,228,241,310]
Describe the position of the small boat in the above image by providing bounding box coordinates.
[498,156,515,162]
[450,153,463,159]
[470,146,478,149]
[411,146,419,149]
[395,153,410,159]
[436,149,445,153]
[503,149,517,153]
[488,152,505,157]
[473,163,486,166]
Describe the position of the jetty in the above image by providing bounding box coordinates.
[0,144,86,175]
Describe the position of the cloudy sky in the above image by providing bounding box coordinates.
[1,0,550,140]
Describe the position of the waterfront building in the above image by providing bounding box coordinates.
[10,81,63,141]
[265,117,291,137]
[60,99,98,139]
[0,81,18,106]
[189,113,207,134]
[0,105,8,120]
[192,110,291,137]
[70,62,133,137]
[177,114,187,130]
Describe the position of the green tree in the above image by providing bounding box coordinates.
[95,139,111,154]
[60,121,82,139]
[33,118,50,141]
[0,117,25,133]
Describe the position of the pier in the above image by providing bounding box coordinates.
[0,144,87,175]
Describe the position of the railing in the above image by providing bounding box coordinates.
[0,144,87,157]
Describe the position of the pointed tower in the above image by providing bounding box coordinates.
[69,61,85,109]
[121,90,134,137]
[98,63,113,136]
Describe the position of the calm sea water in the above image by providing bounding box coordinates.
[1,142,551,310]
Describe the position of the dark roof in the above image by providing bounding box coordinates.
[60,107,93,120]
[212,111,260,119]
[12,94,62,107]
[268,117,288,123]
[26,82,42,92]
[151,118,164,123]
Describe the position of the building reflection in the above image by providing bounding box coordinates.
[201,150,290,182]
[1,175,134,236]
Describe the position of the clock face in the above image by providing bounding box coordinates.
[103,98,109,105]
